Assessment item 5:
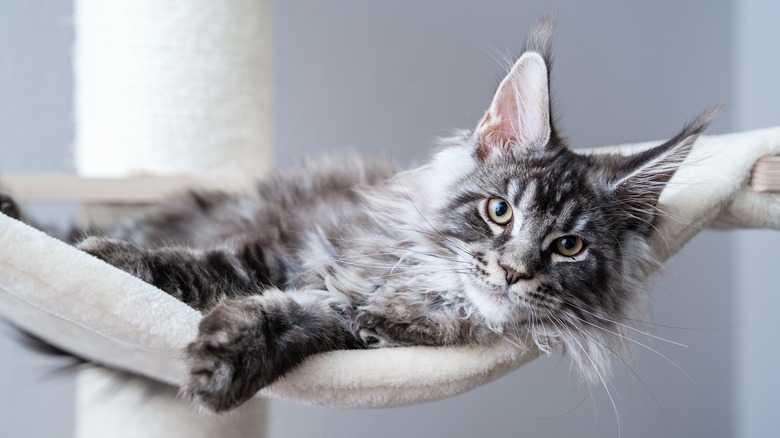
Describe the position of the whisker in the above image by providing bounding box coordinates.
[563,300,687,348]
[564,311,695,385]
[564,320,671,426]
[549,316,623,438]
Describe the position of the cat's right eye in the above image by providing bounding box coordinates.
[486,197,513,225]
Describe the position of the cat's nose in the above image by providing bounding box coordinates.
[502,264,533,285]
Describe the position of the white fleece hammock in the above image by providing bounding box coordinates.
[1,127,779,411]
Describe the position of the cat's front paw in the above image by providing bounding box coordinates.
[184,297,274,412]
[0,191,20,220]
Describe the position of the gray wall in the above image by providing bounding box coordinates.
[0,1,76,437]
[734,1,780,436]
[0,1,777,437]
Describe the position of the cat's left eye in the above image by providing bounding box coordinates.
[553,235,585,257]
[486,197,513,225]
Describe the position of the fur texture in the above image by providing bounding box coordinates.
[2,18,718,412]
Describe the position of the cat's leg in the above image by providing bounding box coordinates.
[184,289,362,412]
[78,237,362,411]
[76,236,283,311]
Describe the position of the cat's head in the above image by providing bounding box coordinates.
[431,18,718,381]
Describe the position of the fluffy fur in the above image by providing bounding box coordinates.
[2,19,718,412]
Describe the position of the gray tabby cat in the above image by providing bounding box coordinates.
[1,19,717,413]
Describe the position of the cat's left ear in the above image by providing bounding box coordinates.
[606,107,722,228]
[475,51,552,161]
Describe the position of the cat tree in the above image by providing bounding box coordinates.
[0,1,779,437]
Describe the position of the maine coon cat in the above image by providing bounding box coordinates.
[1,19,717,413]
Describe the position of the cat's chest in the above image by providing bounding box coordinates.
[295,242,465,300]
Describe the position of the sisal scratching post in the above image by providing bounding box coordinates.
[76,368,268,438]
[74,0,273,177]
[72,1,273,436]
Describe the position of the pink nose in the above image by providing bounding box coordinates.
[503,265,533,285]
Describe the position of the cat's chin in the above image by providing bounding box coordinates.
[463,284,517,330]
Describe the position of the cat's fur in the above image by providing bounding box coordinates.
[2,19,718,413]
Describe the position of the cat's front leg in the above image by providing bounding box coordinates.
[184,289,362,412]
[76,236,280,310]
[77,236,151,274]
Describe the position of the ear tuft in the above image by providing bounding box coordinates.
[523,16,556,65]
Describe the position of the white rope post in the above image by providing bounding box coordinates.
[72,1,273,436]
[76,368,268,438]
[74,0,273,177]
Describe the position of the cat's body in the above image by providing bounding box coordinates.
[1,19,717,413]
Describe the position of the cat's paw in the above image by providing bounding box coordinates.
[0,191,20,220]
[184,297,274,412]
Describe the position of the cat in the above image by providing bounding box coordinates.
[1,18,718,413]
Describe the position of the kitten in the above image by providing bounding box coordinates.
[3,19,717,413]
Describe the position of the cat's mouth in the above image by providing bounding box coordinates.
[461,279,532,326]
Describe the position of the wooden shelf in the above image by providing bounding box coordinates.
[751,156,780,192]
[2,155,778,203]
[0,174,254,203]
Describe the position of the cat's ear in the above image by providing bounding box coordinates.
[607,107,722,228]
[475,51,551,161]
[475,18,555,161]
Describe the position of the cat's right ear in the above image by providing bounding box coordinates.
[475,18,556,161]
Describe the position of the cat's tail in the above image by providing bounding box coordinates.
[0,190,21,221]
[0,188,89,243]
[0,192,108,382]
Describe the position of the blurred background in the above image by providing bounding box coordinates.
[1,0,778,437]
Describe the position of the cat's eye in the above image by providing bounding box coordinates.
[486,197,513,225]
[554,235,584,257]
